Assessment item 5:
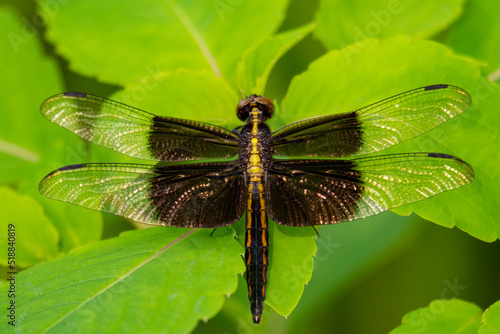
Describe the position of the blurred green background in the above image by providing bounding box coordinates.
[0,0,499,333]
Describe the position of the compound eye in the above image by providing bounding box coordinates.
[236,97,252,121]
[254,96,275,119]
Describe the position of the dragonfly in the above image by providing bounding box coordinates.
[39,84,474,324]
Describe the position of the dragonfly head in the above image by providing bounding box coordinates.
[237,94,275,121]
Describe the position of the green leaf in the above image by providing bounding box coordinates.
[0,4,103,252]
[237,24,315,95]
[40,0,289,86]
[36,198,104,252]
[282,36,499,241]
[446,0,500,77]
[0,5,57,184]
[266,223,316,317]
[390,299,482,334]
[480,300,500,334]
[0,187,58,267]
[0,227,244,333]
[315,0,466,50]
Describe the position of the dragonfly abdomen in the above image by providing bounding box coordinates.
[241,104,272,323]
[245,180,268,324]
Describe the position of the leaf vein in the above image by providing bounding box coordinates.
[40,228,198,333]
[163,0,222,77]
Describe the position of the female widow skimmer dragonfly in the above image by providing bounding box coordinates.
[39,84,474,324]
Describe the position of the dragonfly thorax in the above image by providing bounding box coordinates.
[239,120,272,172]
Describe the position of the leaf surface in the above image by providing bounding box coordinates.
[0,227,244,333]
[237,24,314,95]
[446,0,500,77]
[390,299,482,334]
[0,187,58,267]
[315,0,466,50]
[480,300,500,334]
[41,0,289,86]
[0,5,102,252]
[265,223,317,317]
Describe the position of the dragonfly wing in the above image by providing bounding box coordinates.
[270,85,471,158]
[39,162,246,227]
[41,92,241,161]
[266,153,474,226]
